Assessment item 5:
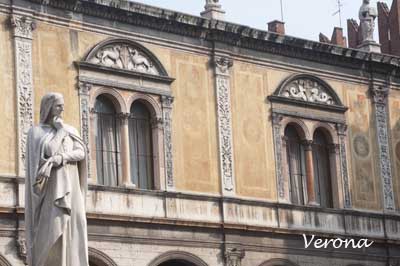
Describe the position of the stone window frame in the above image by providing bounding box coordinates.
[76,38,175,191]
[269,74,351,209]
[147,251,209,266]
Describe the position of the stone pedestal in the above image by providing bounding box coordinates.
[201,2,225,20]
[358,41,381,53]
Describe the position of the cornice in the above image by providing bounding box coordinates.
[20,0,400,77]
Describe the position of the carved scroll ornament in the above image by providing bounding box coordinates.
[282,78,335,105]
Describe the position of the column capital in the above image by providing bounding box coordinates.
[271,113,283,126]
[214,56,233,76]
[301,140,313,150]
[370,85,389,105]
[161,95,174,108]
[78,82,92,96]
[225,247,245,266]
[11,15,36,39]
[336,123,348,136]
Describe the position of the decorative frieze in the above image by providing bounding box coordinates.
[161,96,174,190]
[271,113,285,200]
[336,123,352,208]
[213,56,235,194]
[11,15,35,177]
[370,85,395,211]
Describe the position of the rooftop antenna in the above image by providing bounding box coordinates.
[332,0,343,28]
[280,0,284,21]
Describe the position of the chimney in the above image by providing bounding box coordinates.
[319,33,330,43]
[331,27,347,47]
[268,20,285,35]
[378,2,391,54]
[377,0,400,56]
[319,28,347,47]
[389,0,400,55]
[347,19,361,49]
[201,0,225,20]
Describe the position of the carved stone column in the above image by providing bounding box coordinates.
[272,113,289,202]
[370,85,395,211]
[118,112,132,187]
[225,247,245,266]
[161,96,175,190]
[302,140,317,205]
[213,56,235,196]
[11,15,36,177]
[336,123,352,208]
[78,82,92,180]
[328,143,343,208]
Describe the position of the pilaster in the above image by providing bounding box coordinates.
[161,96,175,191]
[370,85,395,211]
[11,15,36,177]
[213,55,235,196]
[78,82,92,180]
[336,123,352,208]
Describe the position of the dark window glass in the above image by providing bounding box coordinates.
[312,129,333,208]
[129,101,154,189]
[285,125,306,205]
[94,95,121,186]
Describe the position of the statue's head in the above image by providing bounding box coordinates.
[40,92,64,124]
[363,0,370,4]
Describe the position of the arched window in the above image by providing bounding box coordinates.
[312,129,333,208]
[285,124,306,205]
[94,95,121,186]
[129,101,154,189]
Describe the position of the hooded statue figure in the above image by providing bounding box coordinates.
[25,92,89,266]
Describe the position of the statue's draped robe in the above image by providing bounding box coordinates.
[25,124,89,266]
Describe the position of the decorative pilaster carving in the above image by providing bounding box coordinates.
[11,15,35,177]
[161,96,174,190]
[336,123,352,208]
[213,56,235,194]
[78,82,92,179]
[370,85,395,211]
[16,236,27,265]
[271,113,285,200]
[225,247,245,266]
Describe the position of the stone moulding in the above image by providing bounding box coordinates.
[370,85,395,211]
[213,56,235,194]
[11,15,36,177]
[24,0,400,76]
[88,247,118,266]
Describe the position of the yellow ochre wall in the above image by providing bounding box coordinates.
[0,14,16,175]
[389,90,400,211]
[0,16,389,211]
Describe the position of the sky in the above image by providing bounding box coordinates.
[131,0,394,42]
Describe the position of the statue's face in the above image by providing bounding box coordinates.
[364,0,370,4]
[50,97,64,119]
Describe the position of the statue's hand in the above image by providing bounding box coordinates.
[52,154,63,167]
[52,116,64,130]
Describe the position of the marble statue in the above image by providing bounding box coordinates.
[25,92,89,266]
[359,0,377,42]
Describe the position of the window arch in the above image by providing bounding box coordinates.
[129,100,154,189]
[94,94,121,186]
[312,128,334,208]
[284,124,307,205]
[258,258,299,266]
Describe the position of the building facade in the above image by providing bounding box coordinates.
[0,0,400,266]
